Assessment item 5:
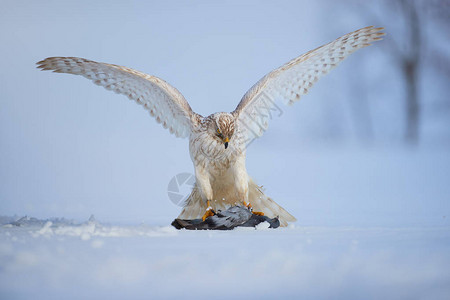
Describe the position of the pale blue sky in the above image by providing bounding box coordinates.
[1,0,449,225]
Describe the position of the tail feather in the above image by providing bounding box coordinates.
[179,186,205,220]
[248,180,296,227]
[178,177,296,227]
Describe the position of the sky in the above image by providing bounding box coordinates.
[1,0,449,225]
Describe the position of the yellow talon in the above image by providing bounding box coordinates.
[243,201,264,216]
[202,209,215,221]
[202,200,215,221]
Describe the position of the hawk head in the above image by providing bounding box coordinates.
[210,112,235,149]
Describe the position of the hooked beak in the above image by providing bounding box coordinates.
[224,137,229,149]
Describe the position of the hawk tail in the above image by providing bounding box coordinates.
[246,178,297,227]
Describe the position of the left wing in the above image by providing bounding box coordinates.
[232,26,384,141]
[37,57,201,138]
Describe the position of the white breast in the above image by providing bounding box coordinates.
[189,128,245,173]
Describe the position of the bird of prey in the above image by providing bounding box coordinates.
[37,26,384,226]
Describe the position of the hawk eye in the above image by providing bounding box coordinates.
[216,128,223,138]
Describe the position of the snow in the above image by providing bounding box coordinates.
[1,217,449,299]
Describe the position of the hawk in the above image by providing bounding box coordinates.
[37,26,384,226]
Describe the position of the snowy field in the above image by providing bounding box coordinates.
[1,216,449,300]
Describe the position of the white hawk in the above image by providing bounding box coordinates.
[37,26,384,226]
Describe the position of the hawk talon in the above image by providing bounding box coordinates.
[202,208,215,221]
[243,201,264,216]
[202,200,216,221]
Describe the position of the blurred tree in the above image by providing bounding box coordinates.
[386,0,449,144]
[339,0,450,144]
[399,0,421,143]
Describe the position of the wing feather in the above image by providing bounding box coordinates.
[233,26,384,139]
[37,57,200,138]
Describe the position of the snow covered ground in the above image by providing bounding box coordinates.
[1,215,449,299]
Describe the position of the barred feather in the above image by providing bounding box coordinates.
[234,26,385,139]
[37,57,200,138]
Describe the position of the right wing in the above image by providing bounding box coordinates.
[233,26,384,141]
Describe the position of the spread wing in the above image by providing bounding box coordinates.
[37,57,201,138]
[233,26,384,141]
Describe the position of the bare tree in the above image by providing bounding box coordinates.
[398,0,421,143]
[390,0,450,143]
[319,0,450,144]
[346,0,438,144]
